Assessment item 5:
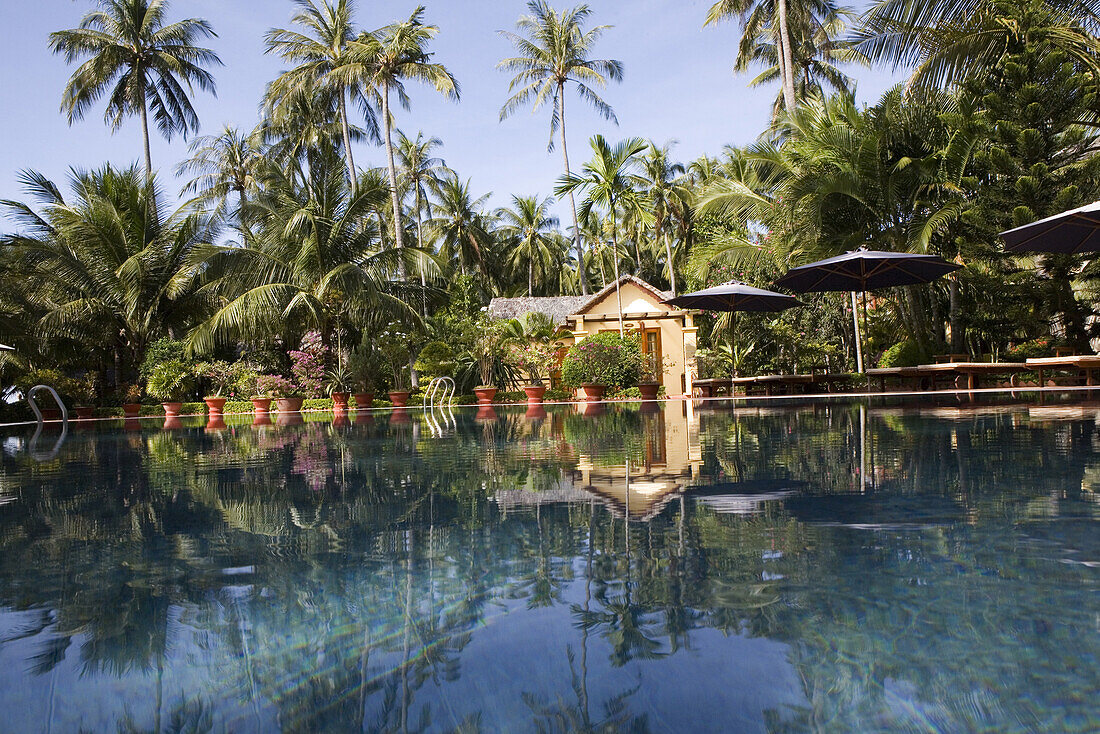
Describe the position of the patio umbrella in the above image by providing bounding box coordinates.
[664,280,803,380]
[1000,200,1100,253]
[775,248,961,372]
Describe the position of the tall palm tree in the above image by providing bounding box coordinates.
[429,174,494,280]
[641,142,689,296]
[497,195,560,296]
[854,0,1100,91]
[49,0,221,182]
[258,81,368,181]
[356,7,459,259]
[704,0,845,114]
[188,151,416,354]
[556,135,652,335]
[395,131,447,291]
[265,0,378,192]
[0,165,210,385]
[176,125,265,243]
[499,1,624,295]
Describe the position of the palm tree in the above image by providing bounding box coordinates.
[49,0,221,182]
[497,195,561,296]
[704,0,845,114]
[854,0,1100,91]
[499,1,624,295]
[429,174,494,280]
[641,142,690,296]
[188,151,417,355]
[0,165,210,385]
[258,82,369,181]
[176,125,264,243]
[395,131,447,292]
[265,0,378,192]
[556,135,652,335]
[356,7,459,260]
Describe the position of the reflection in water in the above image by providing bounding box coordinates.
[0,399,1097,732]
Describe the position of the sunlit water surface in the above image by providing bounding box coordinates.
[0,399,1097,733]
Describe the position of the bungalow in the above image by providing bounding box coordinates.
[488,275,698,397]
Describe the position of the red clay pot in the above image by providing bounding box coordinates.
[205,416,227,432]
[124,418,141,431]
[476,405,499,421]
[331,391,350,410]
[578,400,605,417]
[474,386,498,406]
[354,392,374,410]
[524,404,548,420]
[354,411,374,426]
[523,384,547,403]
[162,401,183,418]
[40,407,62,421]
[252,412,273,427]
[75,406,95,420]
[122,403,141,418]
[638,382,660,401]
[276,411,304,426]
[580,383,605,402]
[204,396,227,416]
[388,390,411,408]
[251,397,272,414]
[275,397,304,413]
[332,411,350,427]
[390,407,411,424]
[162,415,183,431]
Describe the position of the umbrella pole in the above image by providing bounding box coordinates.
[729,311,737,392]
[850,291,864,373]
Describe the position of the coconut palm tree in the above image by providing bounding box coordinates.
[0,165,210,385]
[265,0,378,192]
[395,131,447,292]
[704,0,845,114]
[641,142,690,296]
[556,135,652,335]
[499,1,624,295]
[49,0,221,182]
[176,125,265,243]
[188,151,417,355]
[497,195,561,296]
[356,7,459,260]
[428,174,494,280]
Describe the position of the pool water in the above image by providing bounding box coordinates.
[0,400,1096,732]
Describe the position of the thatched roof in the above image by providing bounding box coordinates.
[487,276,672,327]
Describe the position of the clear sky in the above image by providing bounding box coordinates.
[0,0,905,221]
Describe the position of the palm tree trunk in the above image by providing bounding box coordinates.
[611,197,624,336]
[559,86,588,295]
[338,90,358,195]
[949,275,964,353]
[415,186,427,316]
[381,84,406,279]
[139,95,153,183]
[529,254,534,297]
[776,0,797,114]
[663,228,677,296]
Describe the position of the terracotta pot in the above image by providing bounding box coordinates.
[122,403,141,418]
[388,390,411,408]
[204,396,227,416]
[354,411,374,426]
[162,401,183,418]
[75,406,95,420]
[332,411,350,427]
[331,391,350,410]
[275,397,304,413]
[123,418,141,431]
[40,407,62,421]
[390,407,411,424]
[354,392,374,410]
[276,411,304,427]
[474,386,498,406]
[252,412,273,427]
[580,383,605,402]
[578,400,605,417]
[524,404,548,420]
[205,416,227,432]
[162,415,183,431]
[523,384,547,403]
[476,405,499,421]
[638,382,660,401]
[251,397,272,414]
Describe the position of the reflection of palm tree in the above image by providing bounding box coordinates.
[523,647,651,733]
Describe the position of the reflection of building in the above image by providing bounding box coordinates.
[492,402,702,522]
[488,275,698,397]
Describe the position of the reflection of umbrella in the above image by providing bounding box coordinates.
[1000,200,1100,253]
[775,248,960,372]
[664,281,802,380]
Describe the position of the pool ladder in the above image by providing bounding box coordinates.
[25,384,69,461]
[424,377,456,437]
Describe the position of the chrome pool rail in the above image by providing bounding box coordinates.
[25,384,69,462]
[424,376,456,409]
[26,384,68,426]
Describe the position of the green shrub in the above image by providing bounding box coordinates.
[415,341,456,378]
[140,338,186,379]
[877,341,927,368]
[1005,338,1052,361]
[560,332,643,390]
[146,359,194,401]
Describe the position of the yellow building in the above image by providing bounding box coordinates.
[488,275,698,397]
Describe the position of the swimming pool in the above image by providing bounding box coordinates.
[0,400,1096,732]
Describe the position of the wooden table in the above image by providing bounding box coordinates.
[868,363,1029,391]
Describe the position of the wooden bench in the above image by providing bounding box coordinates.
[1026,356,1100,386]
[869,362,1029,391]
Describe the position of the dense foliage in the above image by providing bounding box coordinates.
[560,332,643,389]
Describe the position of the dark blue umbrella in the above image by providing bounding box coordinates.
[775,248,960,372]
[1000,200,1100,254]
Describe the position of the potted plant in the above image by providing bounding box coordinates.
[378,330,412,408]
[325,363,353,410]
[257,374,302,413]
[471,320,508,406]
[638,353,667,401]
[512,342,557,403]
[560,332,643,402]
[146,359,194,417]
[71,374,98,420]
[348,343,380,410]
[121,383,142,418]
[196,360,235,417]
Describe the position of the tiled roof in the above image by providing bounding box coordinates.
[487,275,672,326]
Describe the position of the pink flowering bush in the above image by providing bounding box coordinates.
[255,374,297,398]
[560,332,643,389]
[289,331,329,397]
[510,342,558,384]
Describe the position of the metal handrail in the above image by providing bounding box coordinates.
[424,376,455,409]
[27,384,68,425]
[26,385,69,462]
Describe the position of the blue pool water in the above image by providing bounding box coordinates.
[0,399,1097,732]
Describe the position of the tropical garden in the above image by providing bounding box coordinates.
[5,0,1100,418]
